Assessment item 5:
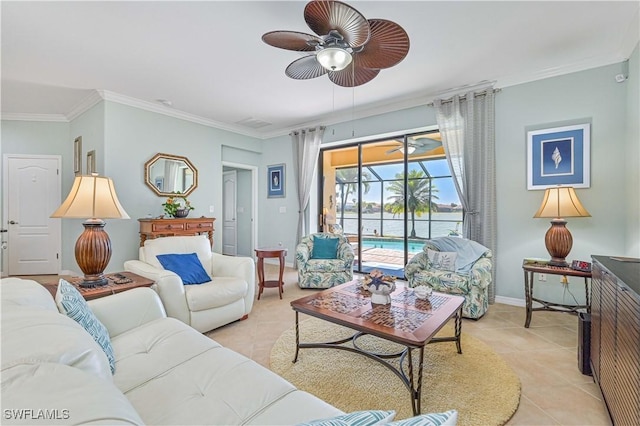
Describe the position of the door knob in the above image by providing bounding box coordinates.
[9,220,18,225]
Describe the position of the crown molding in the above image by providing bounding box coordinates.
[0,113,68,122]
[97,90,262,139]
[66,90,104,121]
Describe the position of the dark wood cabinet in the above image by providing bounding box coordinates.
[590,256,640,426]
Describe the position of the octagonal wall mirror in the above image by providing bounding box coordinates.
[144,153,198,197]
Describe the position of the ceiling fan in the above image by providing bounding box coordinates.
[386,137,443,155]
[262,0,410,87]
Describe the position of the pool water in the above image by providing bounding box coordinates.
[360,239,424,252]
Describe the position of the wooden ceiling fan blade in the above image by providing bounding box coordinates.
[285,55,329,80]
[262,31,322,52]
[329,63,379,87]
[355,19,410,69]
[304,0,370,48]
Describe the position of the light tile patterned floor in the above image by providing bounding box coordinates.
[209,264,612,426]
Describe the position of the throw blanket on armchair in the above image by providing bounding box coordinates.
[427,237,489,274]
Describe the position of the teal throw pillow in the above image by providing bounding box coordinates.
[55,279,116,374]
[387,410,458,426]
[311,236,339,259]
[297,410,396,426]
[156,253,212,285]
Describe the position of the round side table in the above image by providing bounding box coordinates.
[255,248,288,300]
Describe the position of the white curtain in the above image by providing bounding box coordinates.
[164,160,180,193]
[291,126,325,257]
[434,90,497,302]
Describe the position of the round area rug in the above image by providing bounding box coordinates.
[270,318,520,425]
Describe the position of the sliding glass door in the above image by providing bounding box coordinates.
[320,131,461,279]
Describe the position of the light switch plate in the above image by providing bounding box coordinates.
[279,206,286,213]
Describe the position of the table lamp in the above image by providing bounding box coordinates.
[533,186,590,267]
[51,174,130,287]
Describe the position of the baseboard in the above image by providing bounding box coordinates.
[494,295,526,307]
[262,258,294,269]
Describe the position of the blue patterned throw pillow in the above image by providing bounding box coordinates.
[387,410,458,426]
[55,279,116,373]
[156,253,212,285]
[297,410,396,426]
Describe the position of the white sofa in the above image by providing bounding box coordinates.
[124,235,255,333]
[1,278,343,425]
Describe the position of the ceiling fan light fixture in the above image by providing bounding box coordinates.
[399,145,416,154]
[316,47,352,71]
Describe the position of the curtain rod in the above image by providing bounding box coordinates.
[426,88,501,107]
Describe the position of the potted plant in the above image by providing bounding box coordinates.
[162,192,194,218]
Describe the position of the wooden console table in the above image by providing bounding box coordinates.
[138,217,215,247]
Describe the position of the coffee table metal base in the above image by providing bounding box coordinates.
[293,310,463,415]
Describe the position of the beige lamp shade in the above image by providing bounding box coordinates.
[533,186,590,267]
[51,174,130,219]
[533,187,590,219]
[51,174,129,287]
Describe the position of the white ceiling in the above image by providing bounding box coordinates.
[2,1,638,139]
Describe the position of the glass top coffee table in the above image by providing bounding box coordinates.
[290,280,464,415]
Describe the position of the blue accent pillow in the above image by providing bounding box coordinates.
[55,279,116,374]
[297,410,396,426]
[156,253,212,285]
[311,236,339,259]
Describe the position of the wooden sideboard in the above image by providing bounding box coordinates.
[138,217,215,247]
[590,255,640,426]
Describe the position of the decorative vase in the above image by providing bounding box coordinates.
[174,208,189,218]
[368,280,396,305]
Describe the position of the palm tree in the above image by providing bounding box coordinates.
[335,168,371,217]
[386,170,439,237]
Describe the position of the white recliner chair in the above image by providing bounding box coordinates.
[124,235,255,333]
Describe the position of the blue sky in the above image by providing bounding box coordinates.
[354,159,461,206]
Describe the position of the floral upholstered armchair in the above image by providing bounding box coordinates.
[296,233,355,289]
[405,237,492,319]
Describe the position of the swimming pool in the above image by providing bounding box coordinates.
[360,238,425,252]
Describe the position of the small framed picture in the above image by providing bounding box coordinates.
[74,136,82,175]
[267,164,285,198]
[154,177,164,191]
[86,150,96,174]
[527,123,590,190]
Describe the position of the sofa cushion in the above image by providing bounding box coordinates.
[111,316,319,425]
[1,307,113,382]
[1,363,143,425]
[142,235,213,271]
[0,278,58,312]
[412,270,469,294]
[298,410,396,426]
[311,236,339,259]
[156,252,212,284]
[55,279,116,373]
[185,277,247,312]
[304,259,350,273]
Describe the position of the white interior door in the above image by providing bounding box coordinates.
[222,170,237,256]
[3,155,61,275]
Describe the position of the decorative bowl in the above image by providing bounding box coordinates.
[413,285,432,300]
[174,208,190,218]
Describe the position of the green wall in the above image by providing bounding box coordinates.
[2,52,638,306]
